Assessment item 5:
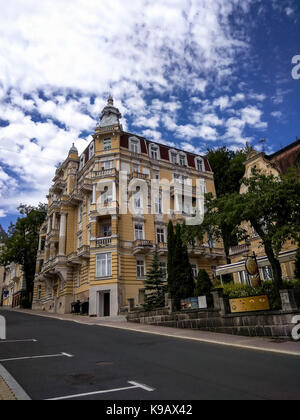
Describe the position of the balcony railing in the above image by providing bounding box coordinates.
[133,240,153,254]
[96,237,113,247]
[92,168,117,179]
[229,244,250,257]
[130,171,149,181]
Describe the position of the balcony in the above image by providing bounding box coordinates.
[47,229,59,242]
[68,190,84,206]
[77,245,90,259]
[133,239,153,255]
[79,179,93,194]
[52,180,66,194]
[157,242,168,256]
[95,237,118,248]
[229,244,250,257]
[92,168,117,179]
[91,201,119,216]
[130,171,150,181]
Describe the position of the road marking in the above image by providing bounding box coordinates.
[0,352,74,362]
[0,364,31,400]
[0,339,37,344]
[46,381,155,400]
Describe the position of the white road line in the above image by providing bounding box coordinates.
[0,339,37,344]
[0,352,74,362]
[46,381,155,400]
[0,364,31,400]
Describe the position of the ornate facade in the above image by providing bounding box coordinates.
[32,97,225,316]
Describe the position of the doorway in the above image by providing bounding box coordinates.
[104,293,110,317]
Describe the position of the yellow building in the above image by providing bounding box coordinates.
[216,140,300,284]
[1,263,26,308]
[32,96,225,316]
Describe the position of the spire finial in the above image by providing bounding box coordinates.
[108,94,114,106]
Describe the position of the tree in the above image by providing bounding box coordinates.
[0,203,47,306]
[167,220,176,295]
[206,146,248,261]
[204,168,300,294]
[295,248,300,279]
[195,269,212,297]
[168,224,195,309]
[0,225,8,243]
[143,251,166,311]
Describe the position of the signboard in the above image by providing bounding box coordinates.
[230,295,270,313]
[245,256,262,287]
[181,296,208,310]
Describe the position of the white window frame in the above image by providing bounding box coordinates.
[89,141,95,159]
[195,157,205,172]
[179,153,187,167]
[169,149,178,165]
[129,136,141,154]
[96,252,112,278]
[156,227,165,243]
[134,223,144,240]
[149,143,160,160]
[137,260,145,279]
[101,160,114,171]
[191,264,198,278]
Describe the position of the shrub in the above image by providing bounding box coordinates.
[195,269,212,297]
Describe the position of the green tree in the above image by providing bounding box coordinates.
[167,220,176,295]
[0,203,47,306]
[204,168,300,294]
[294,248,300,279]
[168,224,195,309]
[143,251,166,311]
[206,146,248,261]
[195,269,212,297]
[0,225,8,243]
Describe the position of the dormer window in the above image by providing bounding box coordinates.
[89,142,95,159]
[179,153,187,166]
[129,137,141,154]
[149,144,160,160]
[169,150,178,165]
[195,157,205,172]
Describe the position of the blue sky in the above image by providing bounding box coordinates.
[0,0,299,231]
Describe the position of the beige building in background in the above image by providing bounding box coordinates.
[32,97,225,317]
[1,263,26,308]
[216,140,300,284]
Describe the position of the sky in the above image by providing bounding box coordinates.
[0,0,299,231]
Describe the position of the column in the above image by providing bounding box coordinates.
[92,183,96,204]
[112,182,117,202]
[47,217,51,234]
[52,213,56,230]
[58,213,67,256]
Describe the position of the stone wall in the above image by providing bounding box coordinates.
[127,307,300,339]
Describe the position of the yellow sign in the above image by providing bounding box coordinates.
[230,295,270,313]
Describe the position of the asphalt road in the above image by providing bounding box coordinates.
[0,309,300,400]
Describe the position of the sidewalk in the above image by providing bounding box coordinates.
[3,308,300,357]
[0,376,16,401]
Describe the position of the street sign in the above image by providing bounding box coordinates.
[230,295,270,313]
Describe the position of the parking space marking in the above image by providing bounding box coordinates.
[46,381,155,400]
[0,339,37,344]
[0,352,74,363]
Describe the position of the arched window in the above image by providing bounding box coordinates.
[179,153,187,166]
[169,149,178,165]
[89,141,95,159]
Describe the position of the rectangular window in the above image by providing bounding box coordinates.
[102,160,114,170]
[137,260,145,278]
[130,140,139,153]
[77,271,81,287]
[37,285,42,300]
[151,147,158,160]
[160,262,167,278]
[133,164,139,173]
[103,138,111,151]
[134,224,144,240]
[262,266,273,281]
[191,264,198,278]
[155,196,163,214]
[156,228,165,243]
[96,253,112,278]
[179,155,186,166]
[102,224,112,237]
[196,159,204,172]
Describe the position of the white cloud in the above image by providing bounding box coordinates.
[241,106,268,129]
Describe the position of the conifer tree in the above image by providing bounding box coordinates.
[195,269,212,297]
[167,220,175,294]
[143,251,166,311]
